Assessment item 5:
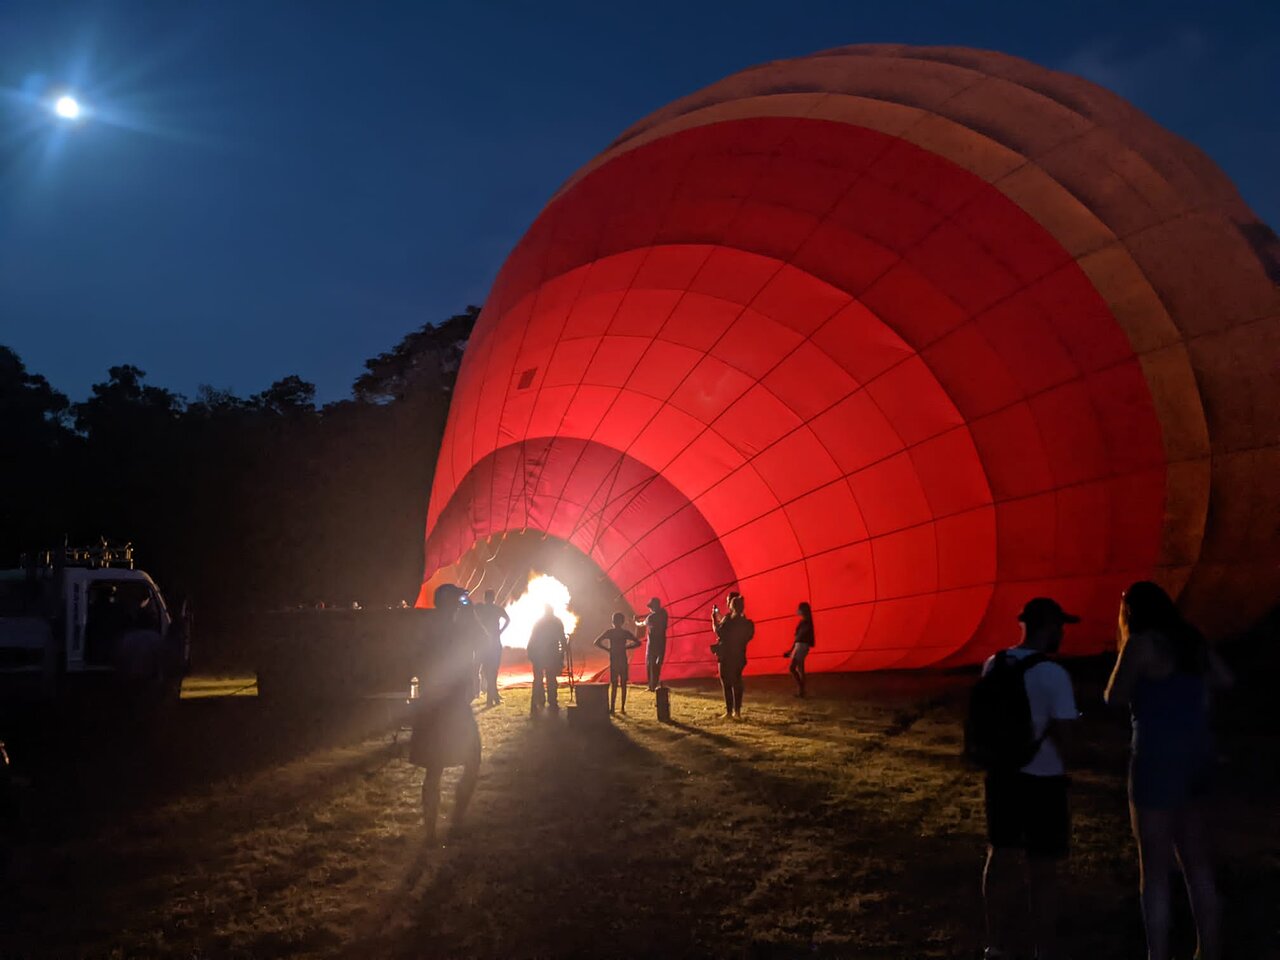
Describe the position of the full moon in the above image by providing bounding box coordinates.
[54,94,81,120]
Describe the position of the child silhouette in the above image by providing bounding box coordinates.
[594,612,641,715]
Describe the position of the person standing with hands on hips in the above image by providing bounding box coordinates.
[595,612,641,715]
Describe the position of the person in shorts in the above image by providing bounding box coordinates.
[594,612,641,714]
[783,601,815,698]
[981,597,1080,960]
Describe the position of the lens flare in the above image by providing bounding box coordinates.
[502,573,578,650]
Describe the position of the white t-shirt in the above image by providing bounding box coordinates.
[981,646,1079,777]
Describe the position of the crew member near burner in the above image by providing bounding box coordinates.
[527,604,566,713]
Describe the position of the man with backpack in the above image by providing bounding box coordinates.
[965,597,1080,960]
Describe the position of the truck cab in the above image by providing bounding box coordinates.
[0,543,189,704]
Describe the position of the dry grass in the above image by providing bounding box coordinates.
[3,670,1277,959]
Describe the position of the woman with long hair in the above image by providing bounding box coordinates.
[711,592,753,719]
[1104,581,1232,960]
[783,602,814,697]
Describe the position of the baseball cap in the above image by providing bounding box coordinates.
[432,583,465,607]
[1017,597,1080,627]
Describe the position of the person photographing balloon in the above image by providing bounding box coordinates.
[634,596,669,691]
[711,592,753,720]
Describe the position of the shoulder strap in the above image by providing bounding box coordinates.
[1017,653,1051,750]
[1011,651,1046,674]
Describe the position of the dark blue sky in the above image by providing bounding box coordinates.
[2,0,1276,402]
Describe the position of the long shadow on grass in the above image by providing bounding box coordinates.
[367,716,712,959]
[366,696,1274,960]
[377,708,937,957]
[12,696,404,844]
[663,718,737,747]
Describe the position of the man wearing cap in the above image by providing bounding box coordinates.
[981,597,1081,960]
[635,597,669,691]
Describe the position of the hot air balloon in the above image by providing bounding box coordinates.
[421,45,1280,679]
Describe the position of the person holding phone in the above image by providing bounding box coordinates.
[634,597,669,691]
[711,592,753,720]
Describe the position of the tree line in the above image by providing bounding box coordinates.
[0,307,478,663]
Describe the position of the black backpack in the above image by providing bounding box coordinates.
[964,651,1046,772]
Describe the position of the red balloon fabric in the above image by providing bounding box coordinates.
[422,46,1280,676]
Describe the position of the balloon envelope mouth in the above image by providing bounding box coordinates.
[502,573,578,650]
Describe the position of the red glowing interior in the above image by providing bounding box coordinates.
[422,117,1167,676]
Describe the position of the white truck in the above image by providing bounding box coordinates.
[0,543,190,706]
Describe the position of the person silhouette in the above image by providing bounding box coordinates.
[1105,581,1233,960]
[634,597,669,691]
[978,597,1080,960]
[783,602,814,698]
[595,612,641,714]
[527,604,566,714]
[473,589,509,706]
[409,583,482,842]
[711,592,753,719]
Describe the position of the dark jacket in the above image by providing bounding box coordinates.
[713,615,754,670]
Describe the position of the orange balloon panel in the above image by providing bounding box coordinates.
[424,46,1279,674]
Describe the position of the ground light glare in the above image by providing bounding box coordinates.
[501,573,578,650]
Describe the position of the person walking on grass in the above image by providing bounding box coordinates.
[409,584,482,843]
[1105,581,1232,960]
[595,612,641,714]
[711,592,753,720]
[527,604,566,714]
[635,596,669,691]
[965,597,1080,960]
[783,601,815,698]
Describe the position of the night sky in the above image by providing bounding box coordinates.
[2,0,1277,403]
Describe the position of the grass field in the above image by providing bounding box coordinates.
[3,667,1277,959]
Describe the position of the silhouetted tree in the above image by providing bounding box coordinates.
[252,375,317,415]
[354,306,478,402]
[0,346,76,558]
[0,345,71,439]
[0,307,476,667]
